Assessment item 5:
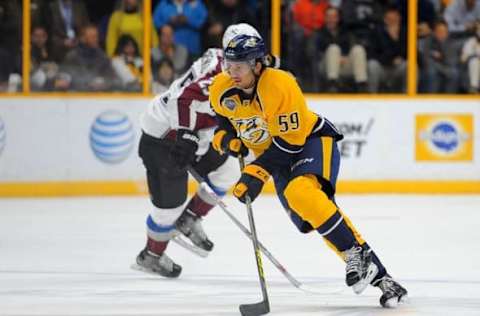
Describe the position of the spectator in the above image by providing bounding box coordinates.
[106,0,159,57]
[292,0,329,36]
[430,0,448,14]
[31,0,47,27]
[43,0,90,62]
[153,0,208,57]
[152,58,175,94]
[0,47,15,92]
[460,23,480,93]
[151,24,189,76]
[316,6,368,92]
[204,0,256,48]
[419,21,459,93]
[60,25,119,92]
[369,7,407,92]
[444,0,480,37]
[30,25,52,67]
[111,34,143,91]
[0,0,22,72]
[30,25,63,91]
[340,0,384,59]
[288,0,329,90]
[418,0,437,38]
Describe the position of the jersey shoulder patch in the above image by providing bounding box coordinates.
[209,72,235,115]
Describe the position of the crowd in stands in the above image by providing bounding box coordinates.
[0,0,259,93]
[286,0,407,92]
[286,0,480,93]
[0,0,478,94]
[418,0,480,93]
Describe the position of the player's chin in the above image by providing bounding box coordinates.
[236,81,250,89]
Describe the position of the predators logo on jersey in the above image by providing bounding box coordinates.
[232,116,270,145]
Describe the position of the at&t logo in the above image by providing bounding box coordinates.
[90,111,134,164]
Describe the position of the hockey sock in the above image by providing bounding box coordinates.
[186,193,215,217]
[147,237,169,255]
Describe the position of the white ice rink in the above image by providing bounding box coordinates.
[1,194,480,316]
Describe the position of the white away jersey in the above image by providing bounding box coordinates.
[141,48,223,138]
[140,48,223,154]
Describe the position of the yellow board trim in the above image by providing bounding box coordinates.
[1,180,480,197]
[0,181,148,197]
[321,137,333,181]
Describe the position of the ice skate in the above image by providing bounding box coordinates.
[171,232,210,258]
[133,248,182,278]
[176,209,214,251]
[344,245,378,294]
[376,275,408,308]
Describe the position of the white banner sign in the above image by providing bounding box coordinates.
[0,97,478,182]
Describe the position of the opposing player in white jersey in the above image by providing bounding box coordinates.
[134,24,278,277]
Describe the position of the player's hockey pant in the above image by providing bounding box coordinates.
[272,135,386,280]
[138,132,239,253]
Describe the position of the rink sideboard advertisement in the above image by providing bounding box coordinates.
[0,97,478,196]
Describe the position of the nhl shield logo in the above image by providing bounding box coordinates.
[223,98,236,110]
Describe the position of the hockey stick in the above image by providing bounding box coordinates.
[237,155,270,316]
[187,166,340,295]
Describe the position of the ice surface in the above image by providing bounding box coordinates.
[1,195,480,315]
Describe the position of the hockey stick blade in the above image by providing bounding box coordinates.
[171,234,210,258]
[239,300,270,316]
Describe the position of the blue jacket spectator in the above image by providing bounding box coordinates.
[153,0,208,56]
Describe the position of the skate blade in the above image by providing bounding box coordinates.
[352,264,379,294]
[172,235,210,258]
[130,263,171,277]
[130,263,158,275]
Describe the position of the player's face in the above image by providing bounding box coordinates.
[224,60,256,89]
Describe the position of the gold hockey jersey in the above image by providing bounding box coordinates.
[209,68,319,157]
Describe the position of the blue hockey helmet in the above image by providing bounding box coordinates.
[224,34,266,63]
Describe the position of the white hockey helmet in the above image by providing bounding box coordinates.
[222,23,261,49]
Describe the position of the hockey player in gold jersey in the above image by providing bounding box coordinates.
[209,33,408,308]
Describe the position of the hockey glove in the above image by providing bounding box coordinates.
[212,129,248,157]
[233,164,270,203]
[170,129,199,169]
